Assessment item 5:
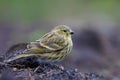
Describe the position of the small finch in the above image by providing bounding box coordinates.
[5,25,74,63]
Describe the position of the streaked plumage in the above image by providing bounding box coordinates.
[5,25,73,63]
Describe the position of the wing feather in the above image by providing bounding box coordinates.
[26,32,67,53]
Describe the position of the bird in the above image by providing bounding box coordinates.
[4,25,74,63]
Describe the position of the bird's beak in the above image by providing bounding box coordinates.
[70,31,74,35]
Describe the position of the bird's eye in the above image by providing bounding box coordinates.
[63,30,67,32]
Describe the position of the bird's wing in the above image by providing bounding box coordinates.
[4,33,68,63]
[27,32,67,53]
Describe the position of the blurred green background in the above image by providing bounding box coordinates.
[0,0,120,79]
[0,0,120,22]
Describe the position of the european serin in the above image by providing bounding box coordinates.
[5,25,74,63]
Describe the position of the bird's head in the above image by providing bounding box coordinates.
[52,25,74,38]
